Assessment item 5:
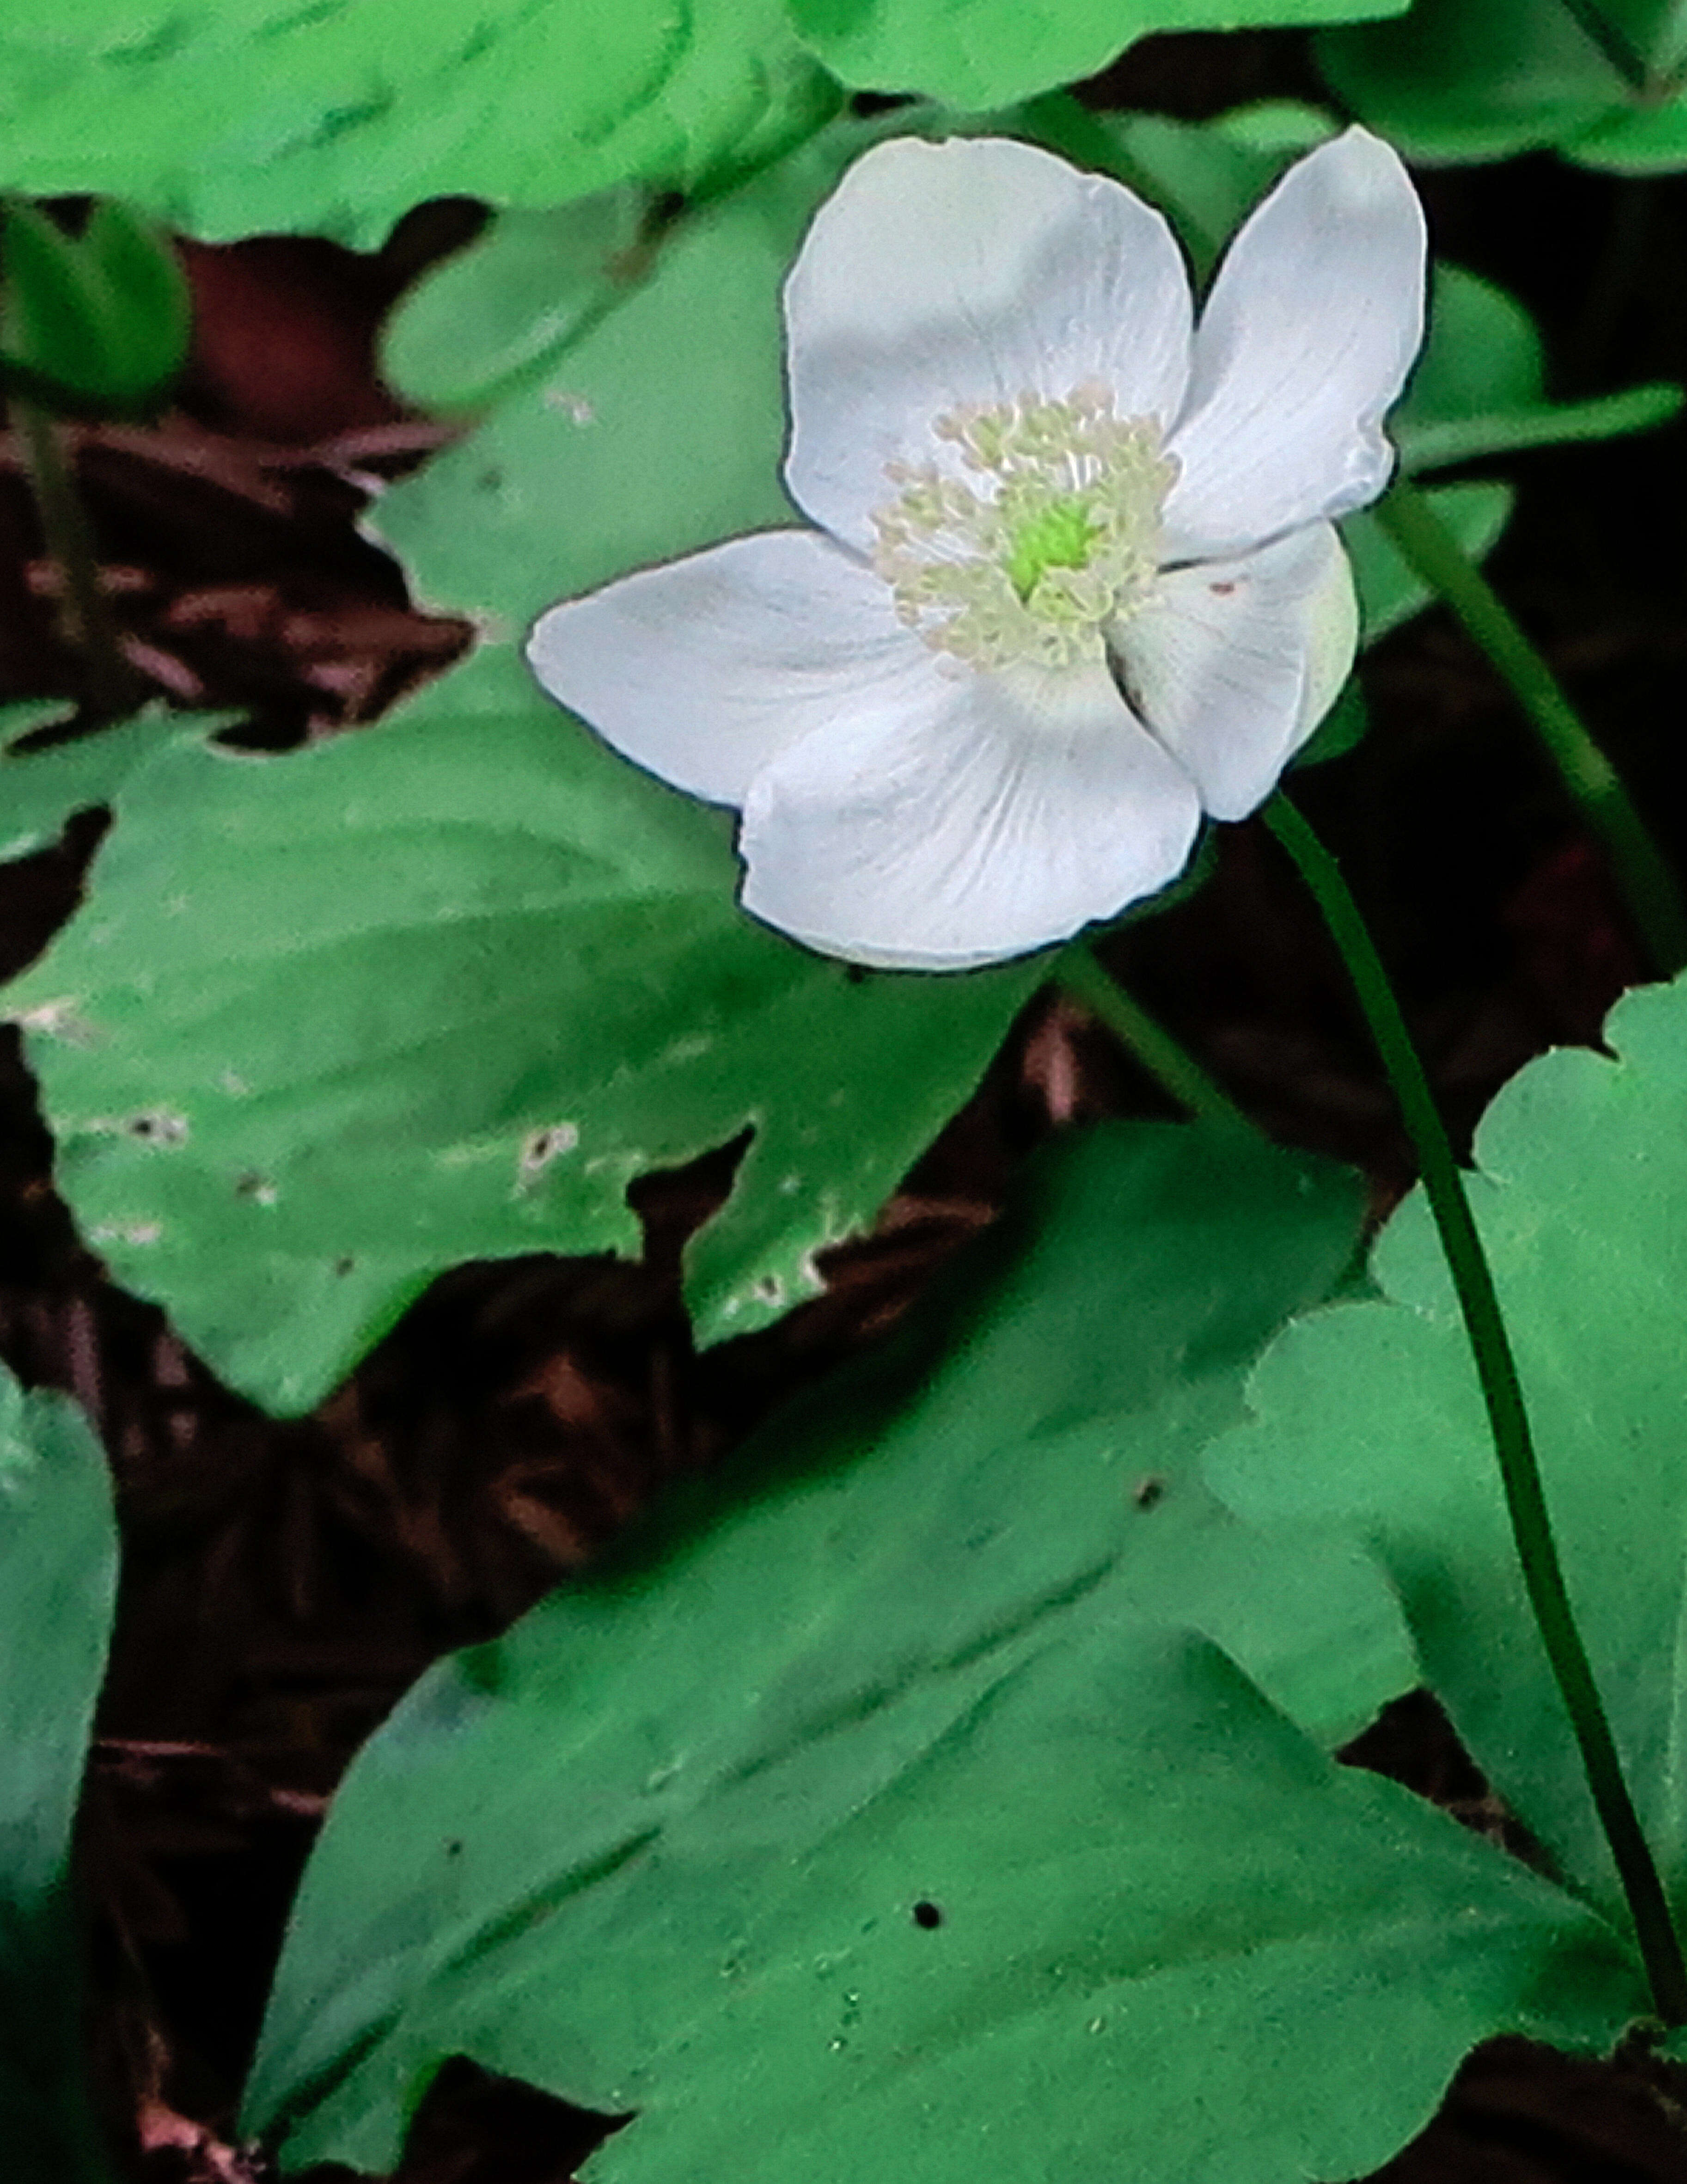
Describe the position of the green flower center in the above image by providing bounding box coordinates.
[868,383,1178,674]
[1001,495,1099,602]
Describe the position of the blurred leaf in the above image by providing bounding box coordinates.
[242,1123,1640,2184]
[0,706,236,865]
[786,0,1408,109]
[0,0,839,247]
[1316,0,1687,166]
[1,198,189,415]
[0,1362,119,2184]
[1345,480,1514,643]
[382,188,649,414]
[1080,100,1337,274]
[1210,969,1687,1933]
[1571,0,1687,76]
[375,119,883,629]
[2,648,1042,1415]
[1394,263,1681,469]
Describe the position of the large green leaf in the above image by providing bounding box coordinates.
[1209,970,1687,1937]
[0,1364,119,2184]
[2,649,1042,1415]
[784,0,1408,110]
[0,0,839,246]
[241,1123,1643,2184]
[1317,0,1687,169]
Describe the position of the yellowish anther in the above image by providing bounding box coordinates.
[870,384,1177,673]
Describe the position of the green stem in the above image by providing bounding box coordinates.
[14,401,139,721]
[1265,790,1687,2024]
[1559,0,1655,90]
[1057,945,1256,1135]
[1376,478,1687,975]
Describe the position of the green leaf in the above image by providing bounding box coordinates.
[381,189,648,415]
[2,649,1043,1416]
[1394,264,1681,470]
[375,118,886,628]
[1072,100,1338,276]
[0,705,237,865]
[242,1123,1640,2184]
[1569,85,1687,166]
[1344,479,1514,644]
[0,1362,119,2184]
[1316,0,1644,163]
[786,0,1409,110]
[0,0,839,248]
[1209,969,1687,1934]
[1,198,190,416]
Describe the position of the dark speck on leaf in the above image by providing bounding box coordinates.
[911,1900,943,1929]
[1132,1475,1167,1511]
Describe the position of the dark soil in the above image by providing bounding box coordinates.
[4,26,1687,2184]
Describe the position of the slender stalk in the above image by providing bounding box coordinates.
[13,401,139,721]
[1265,790,1687,2024]
[1057,944,1256,1136]
[1376,478,1687,975]
[1559,0,1655,91]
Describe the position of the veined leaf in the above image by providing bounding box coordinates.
[242,1124,1640,2184]
[0,0,839,246]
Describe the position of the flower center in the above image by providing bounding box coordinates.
[869,383,1178,673]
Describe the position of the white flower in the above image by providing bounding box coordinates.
[527,128,1426,970]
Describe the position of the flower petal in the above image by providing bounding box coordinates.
[1161,129,1427,563]
[784,135,1193,554]
[1114,523,1357,822]
[738,655,1203,970]
[526,529,918,807]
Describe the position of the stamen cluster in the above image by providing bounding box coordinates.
[870,383,1178,672]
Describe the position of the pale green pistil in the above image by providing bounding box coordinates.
[1002,495,1098,603]
[869,383,1178,674]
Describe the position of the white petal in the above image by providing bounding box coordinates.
[784,135,1193,555]
[1114,523,1358,823]
[1161,129,1427,563]
[738,655,1203,970]
[526,530,919,807]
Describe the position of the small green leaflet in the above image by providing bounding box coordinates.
[243,1123,1642,2184]
[0,1363,119,2184]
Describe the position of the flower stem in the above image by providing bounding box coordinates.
[1559,0,1655,92]
[1264,789,1687,2024]
[14,402,140,721]
[1375,478,1687,975]
[1057,945,1256,1135]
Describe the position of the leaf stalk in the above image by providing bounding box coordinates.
[1375,478,1687,976]
[1057,945,1256,1135]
